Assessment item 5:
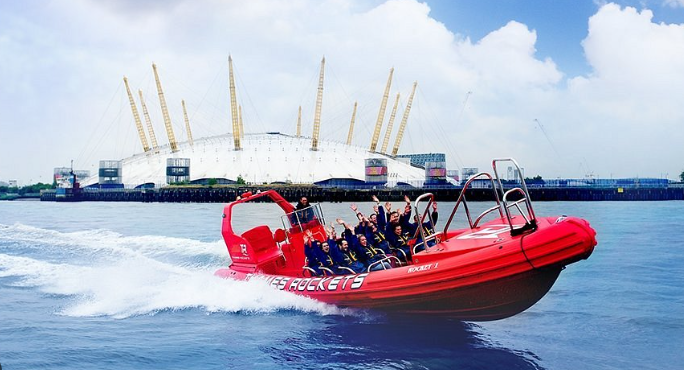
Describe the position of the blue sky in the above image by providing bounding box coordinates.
[428,0,684,77]
[1,0,684,184]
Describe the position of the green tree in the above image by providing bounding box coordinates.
[17,182,53,195]
[236,176,246,185]
[680,171,684,182]
[207,178,218,186]
[524,175,544,184]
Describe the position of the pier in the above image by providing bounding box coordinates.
[38,184,684,203]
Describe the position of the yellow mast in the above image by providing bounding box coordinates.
[152,63,178,152]
[138,89,159,150]
[296,106,302,138]
[238,105,244,139]
[381,93,400,154]
[346,101,357,146]
[370,67,393,152]
[311,57,325,151]
[182,99,193,147]
[392,81,417,157]
[229,55,241,150]
[123,76,150,152]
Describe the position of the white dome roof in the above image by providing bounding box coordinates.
[82,133,425,187]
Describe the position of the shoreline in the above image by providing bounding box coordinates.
[32,184,684,202]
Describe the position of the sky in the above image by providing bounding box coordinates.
[1,0,684,185]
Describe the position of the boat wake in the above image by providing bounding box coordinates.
[0,223,342,319]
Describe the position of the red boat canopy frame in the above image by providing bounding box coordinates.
[221,190,296,236]
[221,190,328,274]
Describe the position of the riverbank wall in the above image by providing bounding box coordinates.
[38,185,684,203]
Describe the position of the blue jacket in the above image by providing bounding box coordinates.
[401,209,439,237]
[344,230,382,263]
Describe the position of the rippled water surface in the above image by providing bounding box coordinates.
[1,200,683,369]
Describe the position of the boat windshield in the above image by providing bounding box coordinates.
[281,204,325,234]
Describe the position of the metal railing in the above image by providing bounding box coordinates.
[442,158,537,238]
[367,255,402,272]
[280,204,325,234]
[409,193,441,254]
[443,172,503,234]
[492,158,537,234]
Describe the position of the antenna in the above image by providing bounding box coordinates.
[534,118,561,159]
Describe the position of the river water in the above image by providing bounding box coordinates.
[1,200,682,369]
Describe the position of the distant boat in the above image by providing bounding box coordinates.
[216,159,597,321]
[55,164,83,202]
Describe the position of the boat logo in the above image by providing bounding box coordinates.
[240,243,248,256]
[457,225,511,239]
[266,273,369,292]
[407,263,438,273]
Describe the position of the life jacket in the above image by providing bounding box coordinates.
[320,252,335,268]
[373,230,386,245]
[304,247,320,268]
[340,248,358,266]
[393,232,410,249]
[360,243,379,259]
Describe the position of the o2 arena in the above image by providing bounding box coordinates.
[80,57,449,189]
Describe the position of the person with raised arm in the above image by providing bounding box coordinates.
[323,223,343,258]
[348,207,389,256]
[348,203,367,235]
[376,199,400,235]
[389,223,413,263]
[401,196,439,253]
[338,217,385,262]
[335,218,370,273]
[303,229,325,276]
[366,221,391,254]
[314,225,347,275]
[355,216,393,270]
[369,195,383,226]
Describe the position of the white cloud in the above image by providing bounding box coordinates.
[664,0,684,8]
[565,3,684,177]
[0,0,682,183]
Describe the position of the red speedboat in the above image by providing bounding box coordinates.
[216,159,597,321]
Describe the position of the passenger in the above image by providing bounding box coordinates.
[318,240,339,274]
[401,199,439,253]
[337,218,387,268]
[303,231,325,276]
[368,211,378,226]
[376,201,398,235]
[367,196,382,226]
[352,215,391,256]
[400,197,437,230]
[376,195,412,237]
[346,204,375,242]
[354,232,391,271]
[349,201,379,228]
[336,238,366,274]
[294,196,314,224]
[321,225,359,275]
[349,203,367,235]
[389,223,412,263]
[367,221,391,254]
[383,202,408,247]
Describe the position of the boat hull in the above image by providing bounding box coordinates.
[215,265,561,320]
[354,266,562,320]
